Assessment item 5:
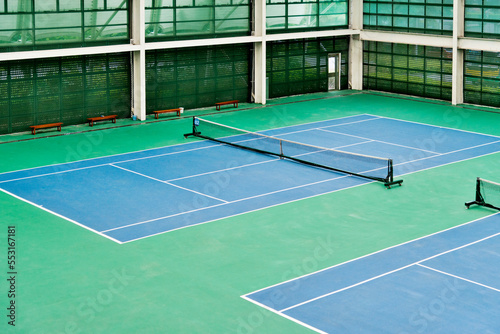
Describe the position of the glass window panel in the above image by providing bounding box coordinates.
[426,18,442,30]
[484,0,498,5]
[60,0,82,11]
[464,7,482,19]
[483,22,500,35]
[394,4,408,15]
[465,21,482,33]
[484,8,500,21]
[267,4,286,17]
[177,0,194,7]
[106,0,128,8]
[176,7,213,21]
[409,5,424,15]
[378,15,392,26]
[443,6,453,18]
[426,6,442,17]
[36,27,82,43]
[35,1,58,12]
[92,25,128,40]
[378,4,392,14]
[84,0,105,10]
[35,13,82,28]
[8,0,32,13]
[176,21,213,35]
[84,11,128,26]
[319,14,347,27]
[216,18,249,32]
[394,16,408,28]
[288,4,317,16]
[215,6,248,20]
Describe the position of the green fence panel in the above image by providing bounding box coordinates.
[0,53,130,134]
[464,50,500,107]
[267,37,349,99]
[363,41,452,100]
[146,44,251,113]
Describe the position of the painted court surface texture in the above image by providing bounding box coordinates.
[1,114,499,244]
[0,91,499,333]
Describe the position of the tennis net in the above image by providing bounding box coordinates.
[465,177,500,211]
[184,117,402,188]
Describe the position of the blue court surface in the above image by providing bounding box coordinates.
[243,212,500,333]
[1,114,500,243]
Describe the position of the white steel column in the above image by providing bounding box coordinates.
[131,0,147,120]
[253,0,267,104]
[452,0,465,105]
[349,0,363,90]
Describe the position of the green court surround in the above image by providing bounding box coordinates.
[1,91,499,333]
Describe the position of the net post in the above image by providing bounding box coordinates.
[475,177,483,203]
[183,117,200,138]
[384,159,403,188]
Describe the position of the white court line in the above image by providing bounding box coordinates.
[392,139,500,173]
[317,128,441,154]
[278,231,500,313]
[109,164,229,204]
[240,295,327,334]
[103,141,500,238]
[364,113,500,139]
[103,152,389,235]
[116,176,374,243]
[0,163,111,184]
[0,117,377,184]
[417,264,500,293]
[166,140,375,182]
[166,157,280,182]
[254,114,380,133]
[101,173,351,234]
[242,212,500,297]
[260,116,380,138]
[0,187,122,244]
[0,114,373,177]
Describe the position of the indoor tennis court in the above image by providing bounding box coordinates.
[1,110,499,245]
[3,1,500,331]
[1,91,500,333]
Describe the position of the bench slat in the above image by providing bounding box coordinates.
[215,100,239,110]
[87,115,117,126]
[153,108,181,119]
[29,122,63,135]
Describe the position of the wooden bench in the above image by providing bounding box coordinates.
[87,115,117,126]
[29,122,63,135]
[153,108,182,119]
[215,100,239,111]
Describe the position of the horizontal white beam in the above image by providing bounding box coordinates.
[459,37,500,53]
[361,30,453,48]
[266,29,358,42]
[145,35,262,50]
[0,44,141,61]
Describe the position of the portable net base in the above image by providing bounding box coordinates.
[465,177,500,211]
[184,117,403,188]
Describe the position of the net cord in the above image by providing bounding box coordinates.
[188,117,403,186]
[196,117,389,162]
[479,177,500,188]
